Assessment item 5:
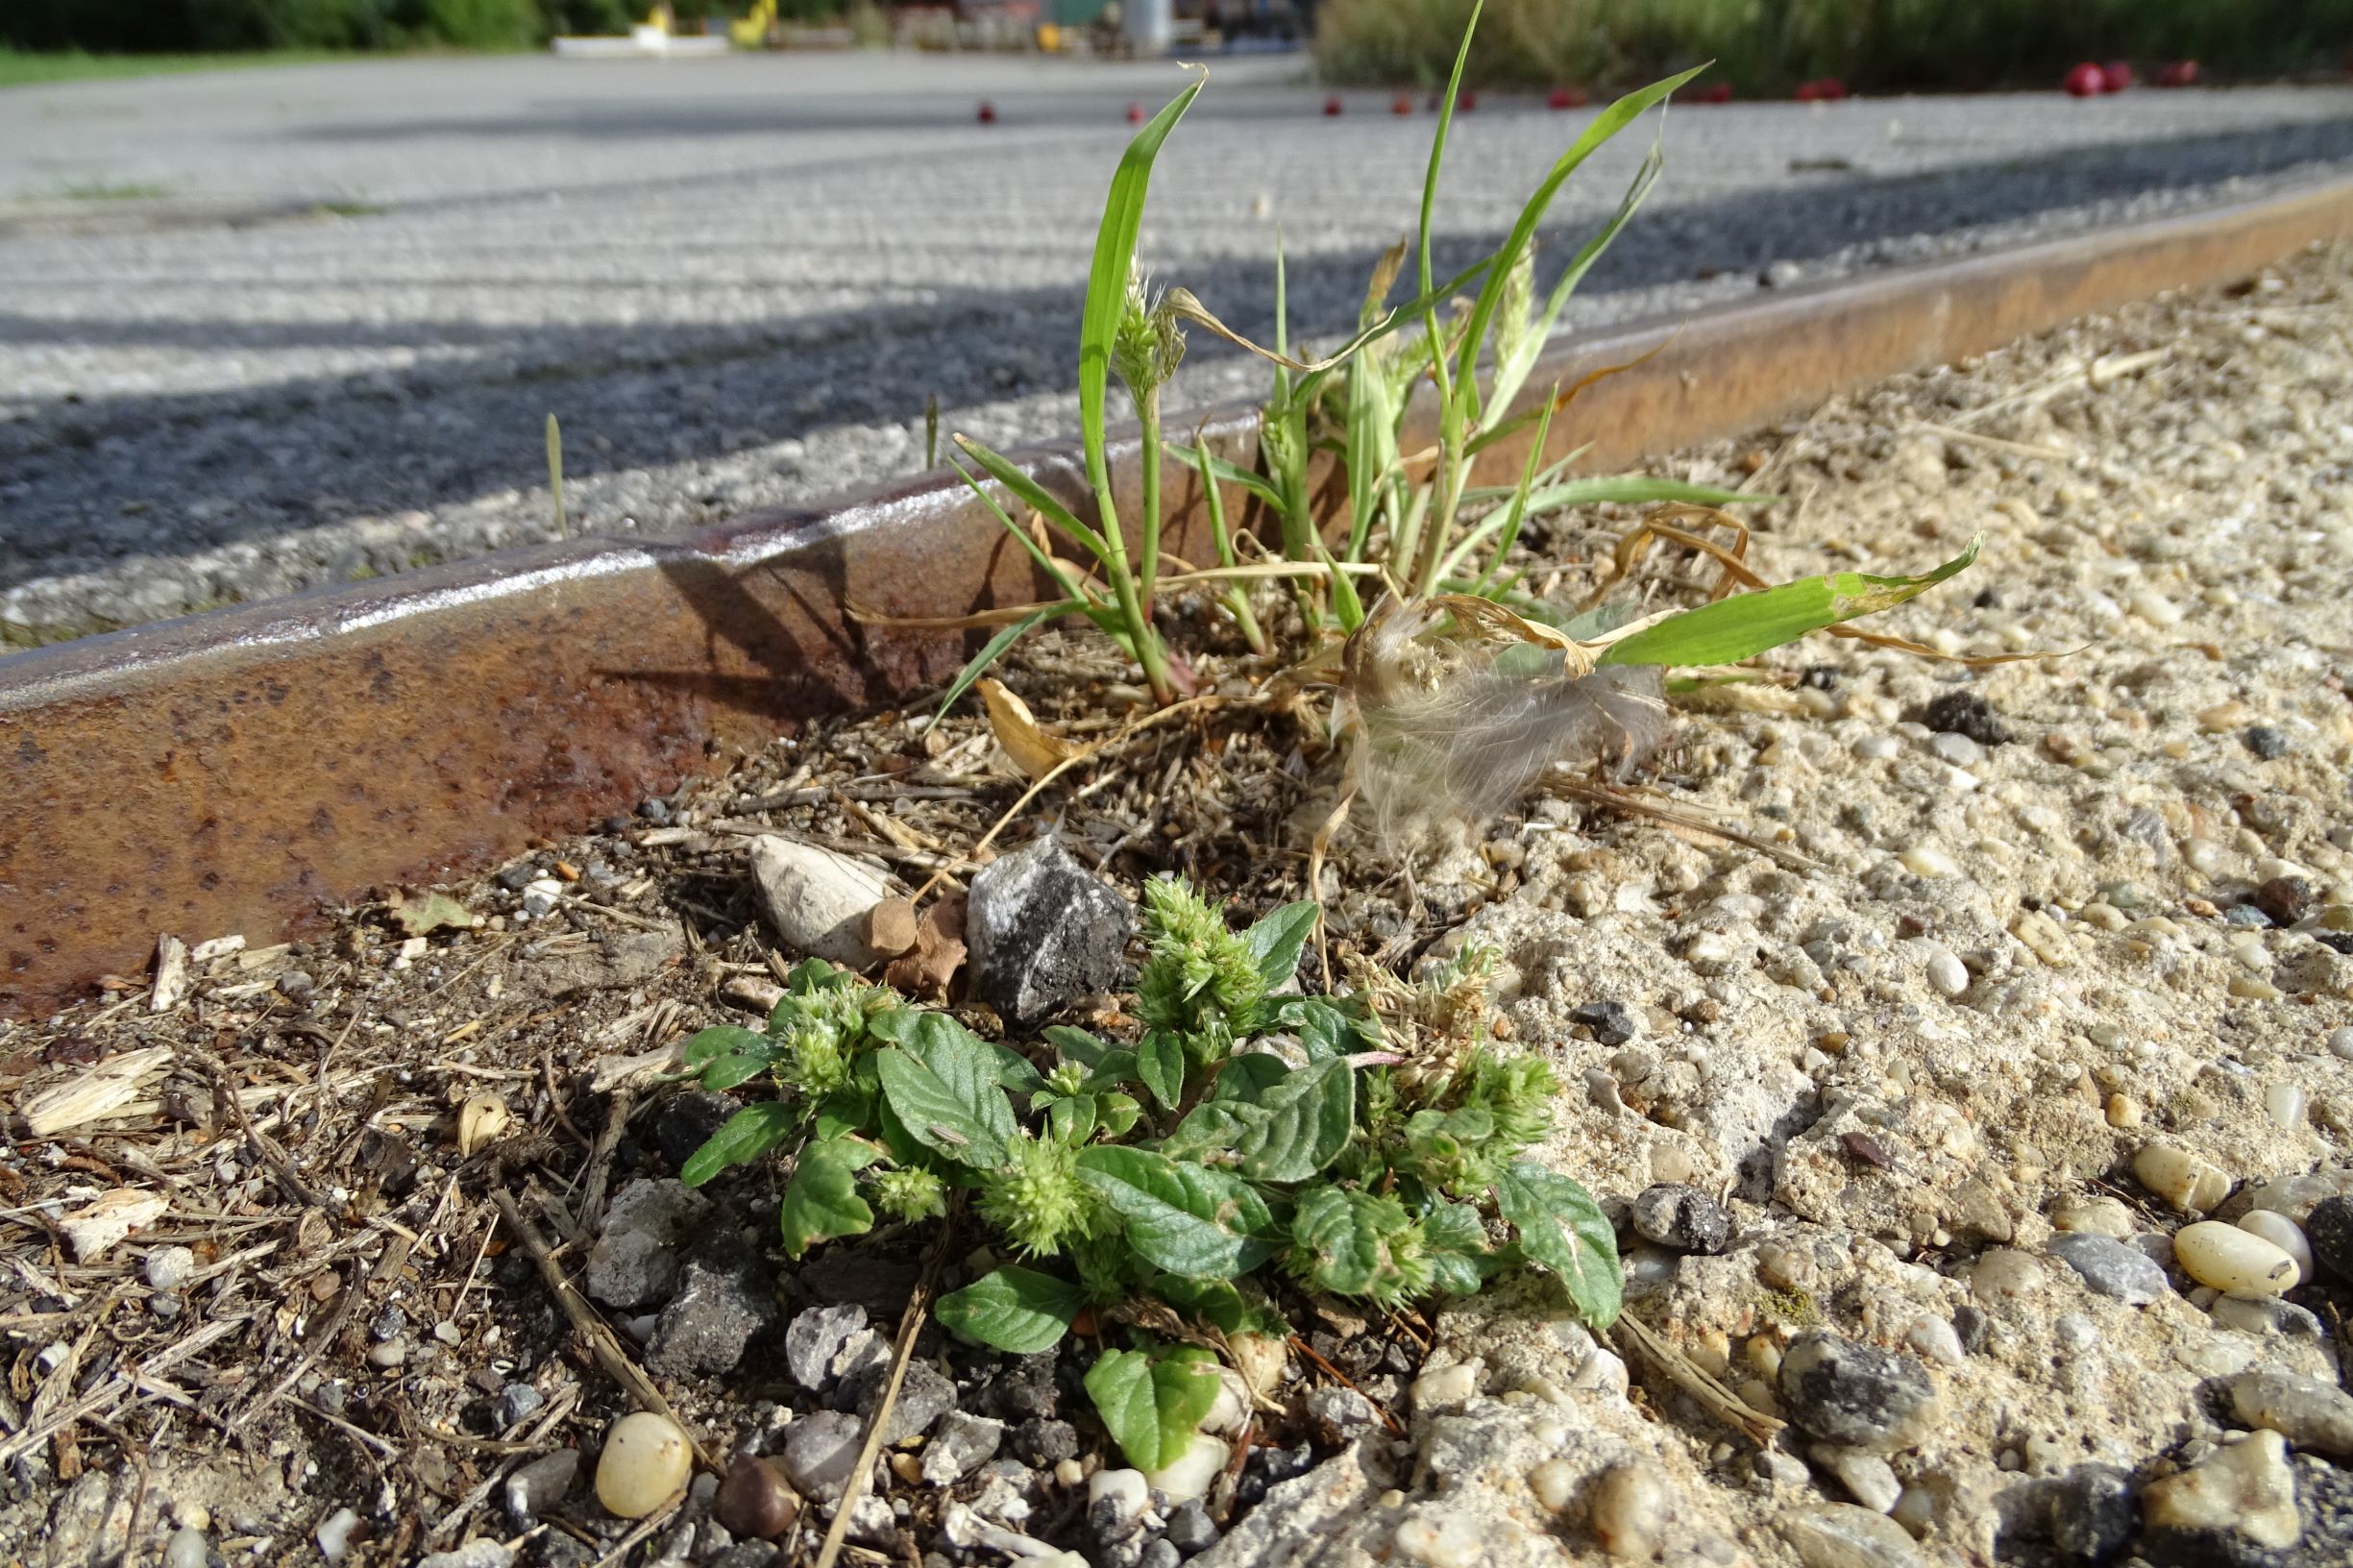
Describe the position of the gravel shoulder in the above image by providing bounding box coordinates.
[1,243,2350,1568]
[2,57,2352,646]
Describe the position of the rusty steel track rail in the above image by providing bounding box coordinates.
[5,178,2351,1016]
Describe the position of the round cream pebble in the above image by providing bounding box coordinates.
[1589,1462,1669,1559]
[595,1412,693,1519]
[1899,845,1962,879]
[2174,1221,2298,1298]
[2134,1143,2231,1213]
[2235,1212,2312,1286]
[1528,1458,1577,1512]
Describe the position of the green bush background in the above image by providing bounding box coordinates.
[0,0,848,53]
[1314,0,2353,94]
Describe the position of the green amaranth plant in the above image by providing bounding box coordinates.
[679,876,1619,1471]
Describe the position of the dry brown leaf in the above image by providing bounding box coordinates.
[17,1045,175,1137]
[457,1092,512,1156]
[883,894,967,1001]
[976,678,1081,781]
[866,897,920,959]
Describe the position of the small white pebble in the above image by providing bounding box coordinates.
[1924,948,1969,998]
[315,1509,360,1563]
[1411,1360,1481,1411]
[163,1528,208,1568]
[144,1245,196,1294]
[1899,845,1962,879]
[1851,734,1900,761]
[1528,1458,1577,1512]
[1588,1461,1669,1558]
[2264,1083,2307,1129]
[2174,1221,2298,1298]
[596,1412,693,1519]
[2329,1027,2353,1062]
[1905,1315,1966,1366]
[2235,1212,2313,1286]
[1391,1514,1483,1568]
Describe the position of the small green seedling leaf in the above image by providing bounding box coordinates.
[683,1025,770,1069]
[779,1138,879,1258]
[1044,1024,1113,1069]
[1288,1186,1418,1300]
[936,1266,1083,1353]
[1598,535,1981,669]
[1421,1202,1499,1294]
[1233,1056,1354,1183]
[1240,900,1318,991]
[1085,1344,1221,1471]
[1137,1030,1187,1112]
[873,1012,1018,1167]
[1493,1161,1622,1328]
[1077,1147,1282,1277]
[681,1102,799,1188]
[1213,1051,1295,1101]
[1096,1092,1143,1138]
[1151,1275,1251,1334]
[1260,994,1382,1060]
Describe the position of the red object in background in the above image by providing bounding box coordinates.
[1457,89,1478,111]
[977,100,997,123]
[1392,92,1414,114]
[1548,85,1587,110]
[2157,60,2201,87]
[1324,95,1343,116]
[2063,62,2104,97]
[1812,77,1848,101]
[2101,61,2134,92]
[1694,81,1733,104]
[1125,102,1143,123]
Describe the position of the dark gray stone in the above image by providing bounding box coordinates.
[2303,1195,2353,1283]
[2047,1464,2137,1561]
[1011,1417,1079,1466]
[497,1383,547,1430]
[648,1238,777,1378]
[1951,1302,1992,1354]
[965,837,1133,1024]
[2047,1232,2169,1306]
[779,1410,864,1504]
[650,1091,739,1175]
[1571,999,1637,1046]
[919,1412,1003,1486]
[846,1356,956,1444]
[978,1350,1061,1419]
[1163,1499,1220,1555]
[784,1304,868,1392]
[1777,1333,1940,1453]
[1303,1385,1378,1444]
[1140,1542,1183,1568]
[585,1179,711,1311]
[1630,1183,1733,1254]
[2244,725,2291,760]
[1924,689,2009,745]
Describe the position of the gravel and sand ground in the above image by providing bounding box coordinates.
[1,239,2348,1568]
[2,52,2352,645]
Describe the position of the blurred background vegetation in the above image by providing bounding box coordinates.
[0,0,838,55]
[6,0,2350,90]
[1315,0,2353,94]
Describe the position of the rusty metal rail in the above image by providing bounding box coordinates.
[5,178,2350,1017]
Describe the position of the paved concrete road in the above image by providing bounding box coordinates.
[3,51,2351,643]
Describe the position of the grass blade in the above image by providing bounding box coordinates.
[1452,66,1704,415]
[1520,477,1762,516]
[1597,535,1982,669]
[933,605,1066,725]
[953,434,1110,561]
[1164,443,1285,512]
[1081,71,1207,516]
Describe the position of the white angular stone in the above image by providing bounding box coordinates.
[748,835,891,967]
